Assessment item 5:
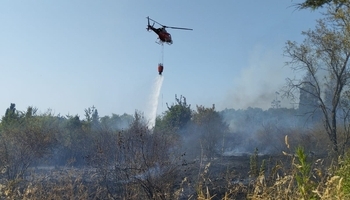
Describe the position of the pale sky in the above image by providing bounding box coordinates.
[0,1,323,118]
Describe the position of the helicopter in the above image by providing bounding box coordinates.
[146,16,192,45]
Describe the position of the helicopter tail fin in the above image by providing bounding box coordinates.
[147,16,151,31]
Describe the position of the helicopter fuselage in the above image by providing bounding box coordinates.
[148,25,172,44]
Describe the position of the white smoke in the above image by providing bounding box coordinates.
[222,44,296,110]
[147,75,164,129]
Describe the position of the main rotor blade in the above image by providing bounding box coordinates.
[147,17,164,27]
[164,26,193,31]
[146,17,193,30]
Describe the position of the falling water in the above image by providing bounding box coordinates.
[148,75,164,129]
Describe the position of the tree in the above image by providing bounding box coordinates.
[2,103,19,126]
[0,105,58,179]
[271,92,282,109]
[56,114,93,166]
[100,113,133,131]
[89,111,181,199]
[296,0,348,10]
[83,106,100,131]
[161,95,192,133]
[298,72,324,123]
[284,4,350,156]
[192,105,228,160]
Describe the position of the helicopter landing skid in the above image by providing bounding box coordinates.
[155,40,163,45]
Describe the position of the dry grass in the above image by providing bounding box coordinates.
[0,168,101,200]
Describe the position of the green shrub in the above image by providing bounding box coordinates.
[294,146,316,199]
[335,153,350,198]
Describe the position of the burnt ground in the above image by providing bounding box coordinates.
[12,154,322,200]
[27,156,255,199]
[178,155,252,199]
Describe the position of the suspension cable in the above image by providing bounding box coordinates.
[159,44,164,64]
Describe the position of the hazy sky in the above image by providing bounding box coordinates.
[0,1,323,118]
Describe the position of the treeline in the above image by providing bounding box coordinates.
[0,96,334,180]
[0,103,134,174]
[0,96,231,199]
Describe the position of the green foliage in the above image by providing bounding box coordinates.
[249,148,266,178]
[1,103,20,127]
[162,95,192,132]
[336,153,350,197]
[294,146,315,199]
[249,148,259,178]
[260,159,266,175]
[299,0,332,9]
[83,106,100,132]
[0,105,59,179]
